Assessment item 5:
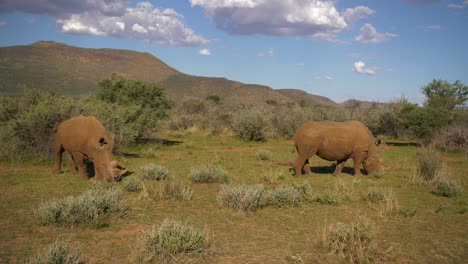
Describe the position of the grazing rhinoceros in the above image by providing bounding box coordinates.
[54,115,127,181]
[291,121,381,177]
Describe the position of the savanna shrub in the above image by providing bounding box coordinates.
[324,220,375,263]
[35,186,128,228]
[93,73,174,145]
[123,177,143,192]
[231,107,268,141]
[269,105,311,138]
[0,90,79,159]
[189,165,229,183]
[256,149,273,161]
[315,189,341,205]
[218,184,265,212]
[27,240,83,264]
[415,147,443,182]
[432,123,467,152]
[433,179,462,197]
[160,180,193,201]
[399,104,452,141]
[265,186,301,208]
[140,164,170,181]
[138,219,209,263]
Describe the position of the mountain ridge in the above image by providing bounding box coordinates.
[0,41,336,106]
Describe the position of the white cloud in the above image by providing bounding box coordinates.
[190,0,373,42]
[258,48,273,57]
[423,25,441,30]
[343,6,375,24]
[324,75,333,80]
[0,21,6,27]
[448,0,468,8]
[132,23,147,34]
[199,48,211,55]
[352,61,375,75]
[1,1,209,47]
[355,23,397,44]
[57,2,209,46]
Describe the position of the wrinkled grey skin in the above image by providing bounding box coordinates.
[54,116,127,181]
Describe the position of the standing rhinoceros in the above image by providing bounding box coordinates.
[54,115,127,181]
[291,120,381,177]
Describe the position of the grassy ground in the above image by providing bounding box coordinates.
[0,131,466,263]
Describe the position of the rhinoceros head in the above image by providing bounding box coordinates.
[91,133,127,181]
[363,152,382,175]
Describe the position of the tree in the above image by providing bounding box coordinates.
[422,79,468,110]
[93,74,174,145]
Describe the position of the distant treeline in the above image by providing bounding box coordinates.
[0,75,466,160]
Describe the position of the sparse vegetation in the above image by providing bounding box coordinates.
[189,165,229,183]
[433,179,462,197]
[141,164,170,181]
[314,189,342,205]
[265,186,302,208]
[323,220,376,264]
[123,177,143,192]
[218,184,265,212]
[27,240,83,264]
[35,186,128,228]
[256,149,273,161]
[141,180,193,201]
[415,147,443,182]
[138,219,209,263]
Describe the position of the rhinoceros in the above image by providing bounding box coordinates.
[54,115,127,181]
[291,121,381,177]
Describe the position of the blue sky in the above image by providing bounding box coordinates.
[0,0,467,103]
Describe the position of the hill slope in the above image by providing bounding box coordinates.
[0,41,334,105]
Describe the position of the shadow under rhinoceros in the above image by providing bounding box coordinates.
[309,164,364,176]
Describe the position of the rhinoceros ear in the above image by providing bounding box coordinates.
[99,137,108,146]
[375,139,381,146]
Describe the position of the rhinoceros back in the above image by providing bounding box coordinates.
[55,115,107,154]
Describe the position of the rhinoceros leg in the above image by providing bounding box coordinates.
[71,152,88,179]
[54,142,64,174]
[67,153,78,174]
[333,159,347,176]
[303,159,313,176]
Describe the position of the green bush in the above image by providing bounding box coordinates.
[138,219,209,263]
[324,220,375,263]
[35,186,128,228]
[399,104,452,141]
[231,108,268,141]
[433,179,462,197]
[27,240,83,264]
[218,184,265,212]
[265,186,301,208]
[141,164,170,181]
[0,90,79,160]
[189,165,229,183]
